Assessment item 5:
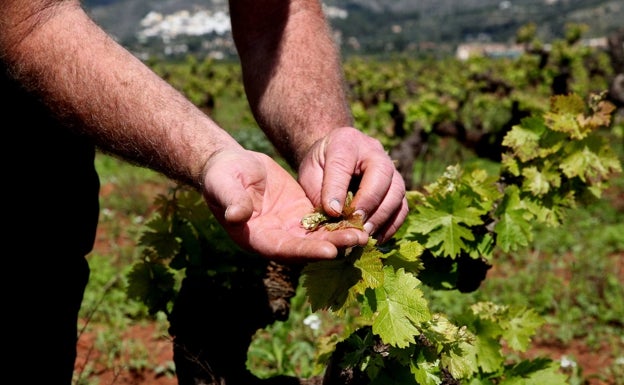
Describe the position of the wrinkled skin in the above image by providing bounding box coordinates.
[298,127,409,243]
[201,148,370,262]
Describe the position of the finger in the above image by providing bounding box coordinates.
[202,166,258,225]
[355,170,407,238]
[252,231,340,261]
[320,139,359,216]
[297,162,323,208]
[223,198,254,223]
[314,227,370,248]
[248,224,369,262]
[204,180,255,224]
[350,153,396,216]
[368,194,409,243]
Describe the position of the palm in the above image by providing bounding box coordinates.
[203,150,368,262]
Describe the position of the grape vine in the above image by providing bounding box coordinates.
[300,91,620,384]
[125,25,623,384]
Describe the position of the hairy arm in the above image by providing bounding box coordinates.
[229,0,353,168]
[0,0,371,259]
[0,0,241,188]
[229,0,408,242]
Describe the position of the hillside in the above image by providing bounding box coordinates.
[83,0,624,58]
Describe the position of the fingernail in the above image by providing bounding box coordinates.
[329,199,342,214]
[354,209,366,221]
[363,222,374,235]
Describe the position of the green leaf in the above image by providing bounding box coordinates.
[537,129,567,158]
[466,232,496,260]
[441,341,477,379]
[353,246,385,291]
[398,240,426,262]
[545,110,583,139]
[544,93,586,139]
[138,214,181,261]
[411,354,442,385]
[461,314,504,374]
[473,333,504,374]
[385,241,426,274]
[559,137,622,182]
[521,166,561,196]
[423,164,463,196]
[495,209,533,253]
[303,258,362,312]
[502,117,545,162]
[409,196,483,258]
[369,360,420,385]
[126,261,176,315]
[462,169,504,210]
[520,190,574,226]
[175,217,203,267]
[501,153,520,176]
[495,188,534,252]
[340,329,375,369]
[501,358,569,385]
[372,268,431,348]
[503,307,544,352]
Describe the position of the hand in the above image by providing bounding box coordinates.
[297,127,409,243]
[201,149,370,262]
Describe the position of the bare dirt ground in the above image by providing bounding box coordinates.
[75,323,177,385]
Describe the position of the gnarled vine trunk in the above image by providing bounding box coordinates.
[168,258,328,385]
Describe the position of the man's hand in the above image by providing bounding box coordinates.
[201,148,370,262]
[297,127,409,243]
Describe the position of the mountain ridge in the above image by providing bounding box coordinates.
[83,0,623,57]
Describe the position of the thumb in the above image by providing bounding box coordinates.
[203,173,254,224]
[201,149,260,224]
[223,193,253,223]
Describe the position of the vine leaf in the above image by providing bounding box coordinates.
[443,341,477,380]
[412,356,443,385]
[504,307,543,352]
[472,333,504,374]
[495,210,533,253]
[371,268,430,348]
[545,93,587,139]
[138,214,181,261]
[502,116,545,162]
[495,187,533,252]
[560,136,622,183]
[126,262,176,315]
[521,166,561,196]
[408,195,484,258]
[505,357,569,384]
[353,245,385,292]
[581,98,615,129]
[302,258,362,312]
[384,240,425,274]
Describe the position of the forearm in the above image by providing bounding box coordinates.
[0,1,240,188]
[229,0,353,168]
